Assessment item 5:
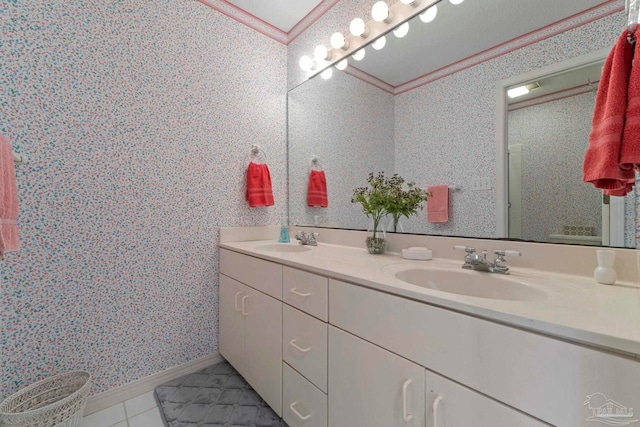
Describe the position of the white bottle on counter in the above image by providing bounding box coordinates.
[594,249,617,285]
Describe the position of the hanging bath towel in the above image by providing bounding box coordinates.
[246,161,274,207]
[0,134,20,258]
[307,170,328,207]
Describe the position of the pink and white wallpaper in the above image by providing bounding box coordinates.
[0,0,287,397]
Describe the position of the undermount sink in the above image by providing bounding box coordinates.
[256,243,312,253]
[389,267,547,301]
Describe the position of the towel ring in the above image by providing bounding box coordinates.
[311,155,324,171]
[248,144,268,164]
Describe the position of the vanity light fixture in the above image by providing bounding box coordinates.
[372,1,394,24]
[335,59,348,70]
[299,0,453,79]
[321,68,334,79]
[507,82,541,99]
[350,18,370,37]
[419,5,438,22]
[393,22,410,38]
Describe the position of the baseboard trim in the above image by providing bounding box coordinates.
[84,352,224,415]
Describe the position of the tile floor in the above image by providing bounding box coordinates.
[80,391,164,427]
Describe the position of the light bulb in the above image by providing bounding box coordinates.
[393,22,409,38]
[314,45,330,60]
[400,0,421,5]
[372,1,393,23]
[350,18,369,37]
[419,5,437,23]
[450,0,464,4]
[335,59,348,70]
[299,55,314,71]
[352,48,366,61]
[372,36,386,50]
[330,32,348,50]
[321,68,333,80]
[507,86,530,99]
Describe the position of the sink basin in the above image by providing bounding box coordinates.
[256,243,312,253]
[390,267,547,301]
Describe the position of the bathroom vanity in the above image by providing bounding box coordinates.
[219,236,640,427]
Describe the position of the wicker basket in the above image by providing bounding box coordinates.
[0,371,91,427]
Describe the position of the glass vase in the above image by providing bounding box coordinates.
[366,222,387,254]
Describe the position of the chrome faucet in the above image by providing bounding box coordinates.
[295,231,318,246]
[454,246,521,274]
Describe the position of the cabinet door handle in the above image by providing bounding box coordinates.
[289,339,311,353]
[241,295,250,316]
[234,292,243,312]
[432,395,443,427]
[289,401,312,421]
[290,288,312,297]
[402,379,413,422]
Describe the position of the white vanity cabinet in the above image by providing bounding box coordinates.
[219,249,283,416]
[329,325,426,427]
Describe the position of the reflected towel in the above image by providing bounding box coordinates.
[307,170,328,207]
[427,185,449,223]
[583,30,635,195]
[0,134,20,258]
[620,28,640,183]
[246,162,274,207]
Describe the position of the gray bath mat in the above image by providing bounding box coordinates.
[154,360,288,427]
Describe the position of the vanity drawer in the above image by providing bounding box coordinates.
[283,304,328,392]
[283,363,327,427]
[329,279,640,427]
[220,248,282,299]
[283,266,328,321]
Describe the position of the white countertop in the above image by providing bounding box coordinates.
[220,240,640,358]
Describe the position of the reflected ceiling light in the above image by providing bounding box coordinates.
[352,48,366,61]
[419,5,437,23]
[335,59,348,70]
[400,0,422,6]
[372,1,393,23]
[507,82,540,99]
[314,45,330,61]
[330,32,349,50]
[372,36,387,50]
[393,22,410,38]
[350,18,370,37]
[299,55,315,71]
[450,0,464,4]
[320,68,333,80]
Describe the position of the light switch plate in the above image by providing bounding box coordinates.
[470,176,492,191]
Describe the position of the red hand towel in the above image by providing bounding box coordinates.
[0,134,20,258]
[427,185,449,223]
[307,170,328,207]
[246,162,274,207]
[583,31,635,195]
[619,29,640,180]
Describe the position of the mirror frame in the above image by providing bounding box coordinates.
[494,47,621,242]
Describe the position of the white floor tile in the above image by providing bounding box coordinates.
[124,391,158,418]
[128,407,164,427]
[80,404,126,427]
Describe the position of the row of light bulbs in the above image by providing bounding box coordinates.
[299,0,465,80]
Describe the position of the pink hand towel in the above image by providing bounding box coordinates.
[583,30,635,195]
[246,161,274,207]
[307,170,328,207]
[619,28,640,182]
[0,134,20,258]
[427,185,449,223]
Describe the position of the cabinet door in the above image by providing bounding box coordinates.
[244,287,283,416]
[329,326,425,427]
[425,370,546,427]
[219,274,245,376]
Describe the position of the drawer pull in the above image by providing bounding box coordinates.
[289,339,311,353]
[402,379,413,422]
[432,395,443,427]
[290,288,312,297]
[241,295,250,316]
[290,401,312,421]
[234,292,243,312]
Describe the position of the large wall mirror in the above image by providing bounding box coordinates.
[288,0,635,248]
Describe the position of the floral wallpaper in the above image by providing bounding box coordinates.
[0,0,287,397]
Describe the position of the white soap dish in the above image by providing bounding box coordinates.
[402,247,432,261]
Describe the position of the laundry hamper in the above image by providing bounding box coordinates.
[0,371,91,427]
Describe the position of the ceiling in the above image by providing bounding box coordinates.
[226,0,615,87]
